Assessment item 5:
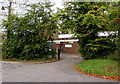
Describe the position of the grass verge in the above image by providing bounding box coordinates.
[75,59,119,77]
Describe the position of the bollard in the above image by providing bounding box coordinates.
[58,49,60,60]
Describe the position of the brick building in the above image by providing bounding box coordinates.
[52,33,80,55]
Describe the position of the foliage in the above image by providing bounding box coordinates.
[0,33,2,43]
[76,59,119,76]
[0,33,4,59]
[2,2,57,60]
[56,2,118,59]
[105,1,120,59]
[0,44,2,59]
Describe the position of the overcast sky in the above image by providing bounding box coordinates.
[0,0,119,20]
[0,0,64,32]
[0,0,119,32]
[0,0,64,16]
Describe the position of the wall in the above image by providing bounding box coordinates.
[62,42,80,54]
[52,42,80,55]
[52,33,80,55]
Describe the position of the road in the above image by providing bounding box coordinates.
[1,54,116,82]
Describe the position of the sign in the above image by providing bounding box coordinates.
[65,44,72,48]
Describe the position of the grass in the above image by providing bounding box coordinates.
[76,59,119,76]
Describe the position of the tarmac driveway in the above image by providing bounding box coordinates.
[1,54,116,82]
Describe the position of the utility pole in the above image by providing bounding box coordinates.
[8,1,12,17]
[1,0,13,57]
[7,0,13,39]
[1,0,13,18]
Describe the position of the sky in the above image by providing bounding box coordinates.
[0,0,119,21]
[0,0,64,32]
[0,0,64,16]
[0,0,119,16]
[0,0,119,32]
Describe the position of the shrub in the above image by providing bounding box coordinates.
[2,2,57,60]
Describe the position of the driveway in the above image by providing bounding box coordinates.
[1,53,116,82]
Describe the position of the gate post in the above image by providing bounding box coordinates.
[58,49,60,60]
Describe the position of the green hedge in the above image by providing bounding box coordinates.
[78,37,117,59]
[2,2,57,60]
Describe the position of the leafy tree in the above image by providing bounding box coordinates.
[56,2,118,59]
[101,2,120,59]
[2,2,57,60]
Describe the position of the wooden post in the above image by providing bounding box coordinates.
[58,49,60,60]
[58,42,61,60]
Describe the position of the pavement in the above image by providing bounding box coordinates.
[1,53,117,82]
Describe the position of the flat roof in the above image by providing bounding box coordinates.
[58,31,118,38]
[48,39,79,43]
[58,34,75,38]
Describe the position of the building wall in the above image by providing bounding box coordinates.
[52,33,80,55]
[52,42,80,55]
[62,42,80,54]
[53,33,59,40]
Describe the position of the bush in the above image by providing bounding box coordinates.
[103,50,120,60]
[57,2,118,60]
[2,2,57,60]
[78,37,117,59]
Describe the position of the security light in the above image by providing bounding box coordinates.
[1,6,5,10]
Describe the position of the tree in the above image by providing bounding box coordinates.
[2,2,57,60]
[103,2,120,59]
[56,2,117,59]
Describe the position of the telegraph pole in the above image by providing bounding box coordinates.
[7,0,13,39]
[0,0,13,17]
[1,0,13,57]
[8,1,12,17]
